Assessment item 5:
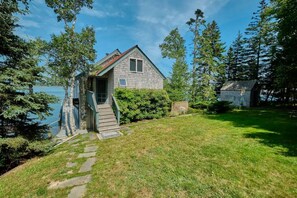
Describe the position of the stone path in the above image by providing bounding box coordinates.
[48,133,99,198]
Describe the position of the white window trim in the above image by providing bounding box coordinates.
[118,78,127,87]
[129,58,144,73]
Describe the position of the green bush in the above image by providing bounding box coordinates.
[114,88,171,124]
[190,101,212,110]
[207,101,232,113]
[0,137,53,174]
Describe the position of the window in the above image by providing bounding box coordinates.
[130,59,136,72]
[137,60,143,72]
[130,58,143,72]
[119,78,127,87]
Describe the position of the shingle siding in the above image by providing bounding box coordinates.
[113,49,163,90]
[221,90,252,107]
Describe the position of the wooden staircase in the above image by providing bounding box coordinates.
[97,104,121,139]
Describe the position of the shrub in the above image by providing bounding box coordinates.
[0,137,53,174]
[207,101,232,114]
[190,101,212,110]
[114,88,171,124]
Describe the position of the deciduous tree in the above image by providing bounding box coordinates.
[46,0,96,135]
[159,28,188,101]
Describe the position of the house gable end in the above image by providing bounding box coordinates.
[98,46,165,80]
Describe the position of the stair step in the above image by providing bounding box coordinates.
[98,125,120,133]
[99,110,114,116]
[97,104,111,109]
[99,118,117,123]
[99,131,121,139]
[100,114,116,119]
[99,121,118,128]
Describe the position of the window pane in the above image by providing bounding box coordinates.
[130,59,136,72]
[119,79,126,87]
[137,60,143,72]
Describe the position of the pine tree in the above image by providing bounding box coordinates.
[0,1,56,139]
[270,0,297,103]
[46,0,96,135]
[227,32,246,80]
[244,0,275,83]
[198,21,225,101]
[187,9,206,103]
[159,28,188,101]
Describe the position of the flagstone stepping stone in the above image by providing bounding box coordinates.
[84,146,98,153]
[48,175,91,189]
[79,158,96,173]
[66,162,77,168]
[68,139,80,144]
[76,130,88,134]
[67,170,73,175]
[89,133,97,140]
[68,185,86,198]
[77,152,96,158]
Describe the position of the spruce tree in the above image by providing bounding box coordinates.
[244,0,275,83]
[159,28,188,101]
[270,0,297,103]
[198,21,225,101]
[187,9,206,103]
[227,32,246,80]
[0,0,56,139]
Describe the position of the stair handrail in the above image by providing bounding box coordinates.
[87,90,99,130]
[111,94,121,125]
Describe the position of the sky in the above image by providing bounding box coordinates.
[16,0,260,77]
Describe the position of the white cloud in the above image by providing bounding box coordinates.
[81,7,123,18]
[19,19,40,28]
[132,0,230,74]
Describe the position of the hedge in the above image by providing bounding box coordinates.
[114,88,171,124]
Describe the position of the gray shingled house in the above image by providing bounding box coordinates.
[220,80,259,107]
[75,45,165,138]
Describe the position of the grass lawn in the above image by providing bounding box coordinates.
[0,108,296,197]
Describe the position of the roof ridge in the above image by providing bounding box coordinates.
[95,45,138,76]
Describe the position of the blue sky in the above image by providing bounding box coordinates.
[17,0,260,77]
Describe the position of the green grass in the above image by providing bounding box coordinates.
[0,109,296,197]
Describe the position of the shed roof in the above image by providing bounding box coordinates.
[221,80,257,91]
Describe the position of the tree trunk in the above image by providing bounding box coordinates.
[63,86,70,136]
[69,74,76,134]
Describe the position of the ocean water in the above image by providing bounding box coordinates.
[34,86,64,135]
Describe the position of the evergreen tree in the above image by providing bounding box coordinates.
[226,47,235,80]
[244,0,275,83]
[159,28,188,101]
[198,21,225,101]
[187,9,206,103]
[46,0,96,135]
[0,0,56,139]
[227,32,246,80]
[270,0,297,103]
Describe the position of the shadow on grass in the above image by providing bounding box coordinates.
[207,108,297,156]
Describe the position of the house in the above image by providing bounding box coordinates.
[75,45,165,138]
[220,80,259,107]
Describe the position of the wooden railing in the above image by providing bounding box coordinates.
[87,91,99,130]
[111,94,121,125]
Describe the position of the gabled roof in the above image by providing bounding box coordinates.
[221,80,257,91]
[93,45,166,79]
[96,49,121,66]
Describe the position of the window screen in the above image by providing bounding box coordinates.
[137,60,143,72]
[119,78,127,87]
[130,59,136,72]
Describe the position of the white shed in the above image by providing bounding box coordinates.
[220,80,259,107]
